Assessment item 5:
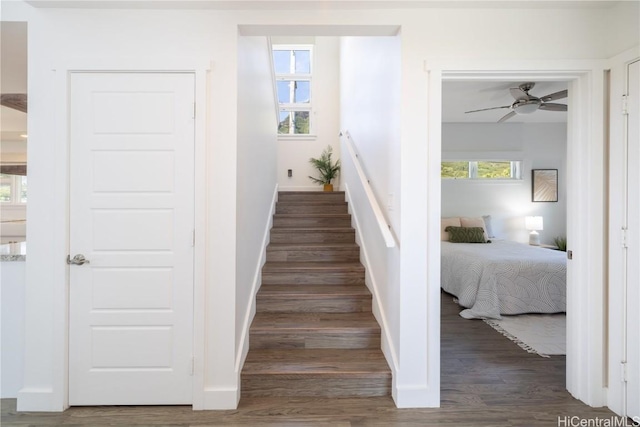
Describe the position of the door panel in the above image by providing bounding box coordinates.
[627,59,639,420]
[69,72,195,405]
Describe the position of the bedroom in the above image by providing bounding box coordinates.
[440,80,568,333]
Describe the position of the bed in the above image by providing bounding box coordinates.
[440,217,566,320]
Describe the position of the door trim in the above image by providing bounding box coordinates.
[425,59,609,408]
[51,61,208,411]
[605,46,640,417]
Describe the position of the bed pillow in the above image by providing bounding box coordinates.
[441,217,461,241]
[445,226,490,243]
[460,217,489,241]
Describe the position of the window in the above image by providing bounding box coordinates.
[0,174,27,204]
[441,161,522,180]
[273,45,313,135]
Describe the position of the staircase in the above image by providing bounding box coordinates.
[241,191,391,398]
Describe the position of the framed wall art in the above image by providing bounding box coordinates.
[532,169,558,202]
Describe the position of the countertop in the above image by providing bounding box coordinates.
[0,241,26,261]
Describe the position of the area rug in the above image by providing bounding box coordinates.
[484,314,566,358]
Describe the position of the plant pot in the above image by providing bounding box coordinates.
[323,184,334,192]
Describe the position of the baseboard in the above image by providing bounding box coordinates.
[392,383,440,408]
[234,184,278,374]
[17,388,65,412]
[201,387,240,410]
[344,185,400,374]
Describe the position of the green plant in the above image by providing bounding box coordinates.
[308,145,341,185]
[553,236,567,252]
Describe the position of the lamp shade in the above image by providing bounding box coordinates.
[525,216,543,231]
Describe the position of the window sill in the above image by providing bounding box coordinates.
[278,134,318,141]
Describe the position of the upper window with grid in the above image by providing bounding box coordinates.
[273,45,313,135]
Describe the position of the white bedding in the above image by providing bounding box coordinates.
[441,240,566,319]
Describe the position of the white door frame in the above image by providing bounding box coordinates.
[46,60,209,410]
[606,47,640,418]
[425,59,608,407]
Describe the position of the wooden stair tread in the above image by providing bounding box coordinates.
[263,261,364,272]
[258,284,371,297]
[243,349,390,376]
[279,191,346,195]
[267,242,358,250]
[271,227,354,232]
[274,213,350,217]
[251,312,380,331]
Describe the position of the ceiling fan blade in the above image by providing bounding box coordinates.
[539,103,568,112]
[540,90,568,102]
[510,87,529,101]
[465,105,511,114]
[498,111,517,123]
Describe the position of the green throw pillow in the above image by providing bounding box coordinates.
[445,226,490,243]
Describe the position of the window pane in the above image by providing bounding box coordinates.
[293,111,310,134]
[477,161,512,178]
[273,50,291,74]
[276,81,291,104]
[19,176,27,203]
[276,81,310,104]
[278,111,292,134]
[441,162,469,179]
[278,110,310,134]
[0,174,12,202]
[294,50,310,73]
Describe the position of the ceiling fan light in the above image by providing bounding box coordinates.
[514,101,540,115]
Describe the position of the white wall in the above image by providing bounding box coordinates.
[1,261,25,398]
[277,37,341,191]
[8,0,638,412]
[235,35,278,367]
[340,35,405,402]
[442,123,567,245]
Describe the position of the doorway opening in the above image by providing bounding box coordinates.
[427,67,608,408]
[439,78,570,407]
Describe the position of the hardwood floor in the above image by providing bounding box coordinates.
[2,292,617,426]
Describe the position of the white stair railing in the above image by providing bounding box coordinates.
[341,131,396,248]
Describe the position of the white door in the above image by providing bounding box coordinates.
[69,72,195,405]
[626,59,640,420]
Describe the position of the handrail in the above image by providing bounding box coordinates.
[341,131,396,248]
[266,37,280,128]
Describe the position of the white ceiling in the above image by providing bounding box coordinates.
[1,22,28,145]
[442,80,569,123]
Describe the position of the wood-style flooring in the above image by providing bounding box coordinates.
[1,293,617,426]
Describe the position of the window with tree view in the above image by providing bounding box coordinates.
[273,45,312,135]
[441,161,522,180]
[0,174,27,204]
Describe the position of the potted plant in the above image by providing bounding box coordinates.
[553,236,567,251]
[308,145,341,192]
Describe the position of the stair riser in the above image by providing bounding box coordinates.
[273,217,352,228]
[276,205,348,214]
[270,231,355,244]
[266,249,360,262]
[261,272,365,285]
[241,376,391,398]
[278,193,345,203]
[256,296,372,313]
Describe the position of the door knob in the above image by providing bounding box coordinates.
[67,254,90,265]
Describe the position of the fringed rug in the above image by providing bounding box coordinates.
[484,314,566,358]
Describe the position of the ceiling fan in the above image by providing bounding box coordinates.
[465,82,567,123]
